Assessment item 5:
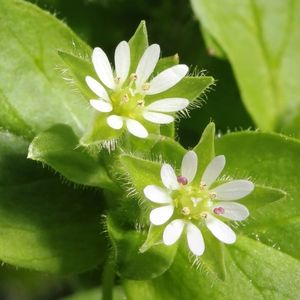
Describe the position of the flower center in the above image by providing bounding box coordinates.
[172,183,215,221]
[110,80,145,118]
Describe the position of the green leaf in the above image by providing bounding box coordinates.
[238,185,286,213]
[201,26,226,59]
[120,154,161,193]
[0,0,91,138]
[28,124,117,191]
[191,0,300,134]
[128,20,148,74]
[216,131,300,260]
[107,216,177,280]
[150,136,186,166]
[124,235,300,300]
[123,134,186,167]
[193,122,215,182]
[0,131,107,274]
[61,287,125,300]
[139,224,165,253]
[153,54,179,74]
[123,131,300,299]
[58,50,95,100]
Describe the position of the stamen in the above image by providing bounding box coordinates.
[181,207,190,216]
[200,181,207,189]
[209,192,217,199]
[142,82,150,91]
[115,77,121,84]
[128,73,137,89]
[137,100,145,107]
[177,175,188,185]
[130,73,137,81]
[121,94,129,103]
[213,207,225,215]
[200,212,208,219]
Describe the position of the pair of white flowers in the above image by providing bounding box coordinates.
[85,40,254,256]
[144,151,254,256]
[86,41,189,138]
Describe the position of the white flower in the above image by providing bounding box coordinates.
[143,151,254,256]
[86,41,189,138]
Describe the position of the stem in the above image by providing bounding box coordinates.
[102,254,115,300]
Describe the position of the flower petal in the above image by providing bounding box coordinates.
[135,44,160,90]
[146,64,189,95]
[201,155,225,187]
[92,47,115,90]
[90,99,112,113]
[125,119,148,138]
[160,163,179,190]
[114,41,130,85]
[143,111,174,124]
[107,115,123,129]
[85,76,110,101]
[205,214,236,244]
[181,151,198,184]
[186,222,205,256]
[146,98,189,113]
[143,185,172,204]
[212,202,249,221]
[213,180,254,200]
[163,219,185,245]
[150,205,174,225]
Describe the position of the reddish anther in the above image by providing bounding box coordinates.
[177,175,188,185]
[213,207,225,215]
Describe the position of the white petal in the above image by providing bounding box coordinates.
[92,47,115,90]
[114,41,130,85]
[135,44,160,90]
[186,223,205,256]
[181,151,198,184]
[163,219,185,245]
[107,115,123,129]
[150,205,174,225]
[146,98,189,113]
[201,155,225,187]
[160,164,179,190]
[212,202,249,221]
[205,214,236,244]
[143,111,174,124]
[90,99,112,113]
[213,180,254,200]
[146,64,189,95]
[125,119,148,138]
[143,185,172,204]
[85,76,109,101]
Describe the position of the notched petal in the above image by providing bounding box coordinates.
[143,185,172,204]
[205,214,236,244]
[160,164,179,190]
[213,180,254,200]
[181,151,198,184]
[163,219,185,245]
[150,205,174,225]
[146,64,189,95]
